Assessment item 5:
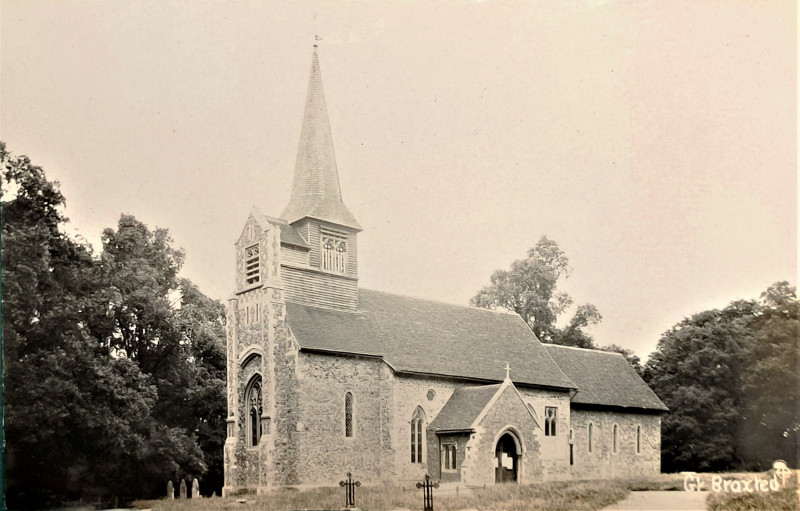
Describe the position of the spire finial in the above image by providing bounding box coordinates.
[505,363,511,380]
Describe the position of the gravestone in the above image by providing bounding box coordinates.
[211,491,217,498]
[167,480,174,499]
[192,478,200,499]
[179,479,187,499]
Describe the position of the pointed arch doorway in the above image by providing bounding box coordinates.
[494,432,520,483]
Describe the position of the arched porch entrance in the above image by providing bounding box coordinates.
[494,432,520,483]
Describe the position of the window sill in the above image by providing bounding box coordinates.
[236,282,264,295]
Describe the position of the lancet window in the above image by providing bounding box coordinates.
[344,392,354,438]
[544,406,558,436]
[410,407,426,463]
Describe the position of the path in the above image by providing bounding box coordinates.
[602,491,709,511]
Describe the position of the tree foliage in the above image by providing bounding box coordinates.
[471,236,602,347]
[644,282,799,472]
[2,144,226,508]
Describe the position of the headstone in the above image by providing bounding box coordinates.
[211,491,217,498]
[179,479,187,499]
[192,478,200,499]
[167,480,174,499]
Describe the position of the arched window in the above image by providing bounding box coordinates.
[344,392,354,437]
[411,407,426,463]
[588,423,593,453]
[442,444,457,470]
[612,424,618,454]
[246,377,263,447]
[545,407,557,436]
[636,425,641,454]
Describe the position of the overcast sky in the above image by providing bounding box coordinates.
[2,0,796,359]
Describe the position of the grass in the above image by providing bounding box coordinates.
[706,474,799,511]
[134,479,632,511]
[707,487,799,511]
[133,473,800,511]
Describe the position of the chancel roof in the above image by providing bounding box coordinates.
[285,289,576,390]
[280,48,361,231]
[544,345,668,411]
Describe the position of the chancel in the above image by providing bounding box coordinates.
[222,47,668,495]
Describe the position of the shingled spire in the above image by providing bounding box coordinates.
[281,47,362,231]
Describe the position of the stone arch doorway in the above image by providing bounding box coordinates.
[494,432,520,483]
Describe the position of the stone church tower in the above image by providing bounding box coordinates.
[223,46,362,495]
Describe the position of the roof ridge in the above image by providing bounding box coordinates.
[360,288,519,317]
[545,344,626,357]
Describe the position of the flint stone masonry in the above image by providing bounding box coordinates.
[569,410,661,479]
[292,352,390,484]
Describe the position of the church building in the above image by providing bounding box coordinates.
[222,48,667,496]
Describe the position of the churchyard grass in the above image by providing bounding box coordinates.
[134,479,633,511]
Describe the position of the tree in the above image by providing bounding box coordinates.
[600,344,643,376]
[2,143,164,507]
[644,282,799,472]
[471,236,602,346]
[2,144,226,507]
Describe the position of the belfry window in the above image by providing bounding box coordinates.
[247,377,263,447]
[411,407,425,463]
[321,228,348,274]
[344,392,354,438]
[544,407,557,436]
[245,244,260,285]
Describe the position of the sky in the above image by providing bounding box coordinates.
[1,0,796,359]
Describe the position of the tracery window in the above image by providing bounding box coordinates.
[321,228,348,274]
[344,392,354,438]
[411,407,425,463]
[244,244,260,285]
[247,377,263,447]
[544,407,558,436]
[613,424,618,454]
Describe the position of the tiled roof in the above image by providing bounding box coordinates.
[427,384,501,431]
[249,207,309,248]
[544,345,668,411]
[285,289,576,390]
[280,49,361,231]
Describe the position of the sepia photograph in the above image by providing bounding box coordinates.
[1,1,796,510]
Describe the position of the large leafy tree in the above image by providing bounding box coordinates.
[471,236,602,347]
[644,282,799,471]
[2,144,225,507]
